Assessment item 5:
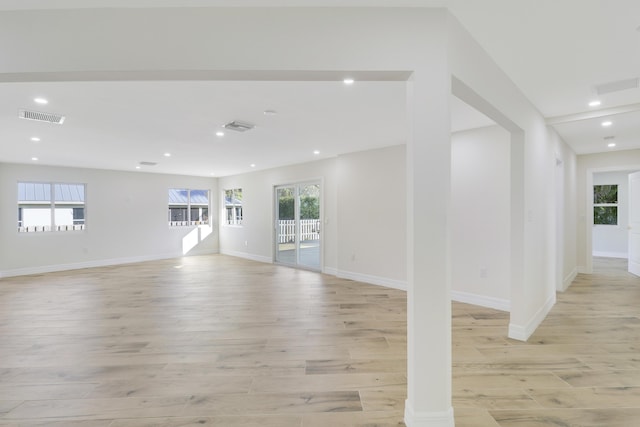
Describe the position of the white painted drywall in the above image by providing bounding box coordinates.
[336,145,407,287]
[450,125,510,308]
[553,130,578,290]
[220,134,522,307]
[0,163,218,277]
[592,171,630,258]
[448,16,571,339]
[218,146,408,286]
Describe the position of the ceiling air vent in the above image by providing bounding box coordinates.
[139,161,157,166]
[595,78,639,96]
[223,120,255,132]
[19,109,66,124]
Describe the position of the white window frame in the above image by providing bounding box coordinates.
[593,184,618,226]
[17,181,86,233]
[224,188,243,226]
[168,188,210,227]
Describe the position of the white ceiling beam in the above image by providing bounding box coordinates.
[0,70,413,83]
[546,103,640,125]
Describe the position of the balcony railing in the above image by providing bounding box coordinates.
[169,220,209,227]
[18,224,85,232]
[278,219,320,243]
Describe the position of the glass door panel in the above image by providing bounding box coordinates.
[298,183,321,270]
[275,186,296,265]
[274,182,321,270]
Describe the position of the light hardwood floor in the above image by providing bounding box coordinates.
[0,255,639,426]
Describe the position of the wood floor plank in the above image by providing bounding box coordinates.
[181,391,362,416]
[3,396,190,420]
[491,408,640,427]
[527,386,640,409]
[109,416,303,427]
[0,383,97,400]
[557,369,640,388]
[301,411,405,427]
[0,402,22,417]
[0,421,113,427]
[453,388,542,410]
[249,372,406,393]
[85,376,253,399]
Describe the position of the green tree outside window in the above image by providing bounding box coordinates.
[593,184,618,225]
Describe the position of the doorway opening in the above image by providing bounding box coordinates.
[274,181,321,271]
[586,167,640,276]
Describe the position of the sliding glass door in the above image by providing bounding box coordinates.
[275,182,321,270]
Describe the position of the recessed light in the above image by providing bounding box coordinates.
[216,131,225,137]
[135,165,141,169]
[313,150,320,155]
[602,121,613,127]
[34,97,48,105]
[31,157,38,161]
[250,163,256,168]
[164,152,171,157]
[343,78,355,85]
[263,110,277,116]
[588,100,601,107]
[608,142,616,148]
[30,137,40,142]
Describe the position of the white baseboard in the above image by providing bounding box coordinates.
[0,251,219,279]
[593,251,627,259]
[577,265,588,274]
[508,293,556,342]
[451,290,510,312]
[336,269,407,291]
[323,267,338,276]
[560,267,578,292]
[404,400,454,427]
[219,249,272,264]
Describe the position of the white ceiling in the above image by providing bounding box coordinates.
[0,81,408,177]
[447,0,640,155]
[1,0,639,176]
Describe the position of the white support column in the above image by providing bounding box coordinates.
[404,62,454,426]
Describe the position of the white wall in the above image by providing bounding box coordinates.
[218,146,408,289]
[450,125,510,310]
[218,157,338,269]
[219,129,519,309]
[593,171,631,258]
[577,149,640,273]
[0,162,218,277]
[336,145,406,288]
[448,15,576,339]
[553,129,578,291]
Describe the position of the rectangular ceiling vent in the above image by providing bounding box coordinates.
[223,120,255,132]
[18,109,66,124]
[139,161,157,166]
[595,78,639,95]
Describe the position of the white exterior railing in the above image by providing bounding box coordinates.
[278,219,320,243]
[18,224,85,233]
[169,220,209,227]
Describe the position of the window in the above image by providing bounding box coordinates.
[594,184,618,225]
[17,182,85,232]
[168,188,209,226]
[224,188,243,225]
